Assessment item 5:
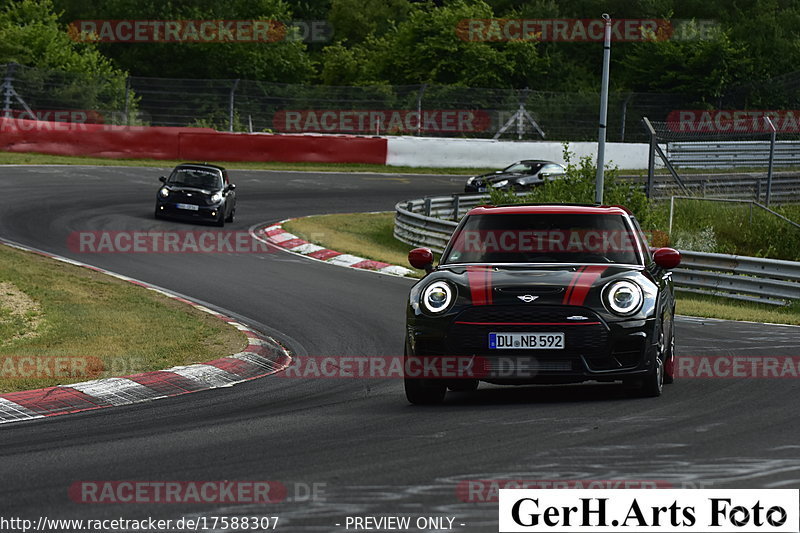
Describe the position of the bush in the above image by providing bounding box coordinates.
[488,144,655,227]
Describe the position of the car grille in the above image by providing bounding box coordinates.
[169,191,211,205]
[446,305,609,358]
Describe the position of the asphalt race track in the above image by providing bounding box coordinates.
[0,165,798,532]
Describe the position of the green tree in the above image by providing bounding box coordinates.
[321,0,545,88]
[617,22,751,104]
[53,0,314,81]
[0,0,122,77]
[327,0,410,44]
[0,0,130,112]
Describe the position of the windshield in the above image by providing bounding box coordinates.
[502,162,544,174]
[443,213,641,265]
[167,168,223,189]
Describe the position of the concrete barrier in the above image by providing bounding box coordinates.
[386,136,650,169]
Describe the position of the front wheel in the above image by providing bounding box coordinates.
[640,355,664,397]
[663,319,676,385]
[448,379,478,392]
[213,211,225,227]
[404,376,447,405]
[404,348,447,405]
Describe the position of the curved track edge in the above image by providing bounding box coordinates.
[0,238,292,425]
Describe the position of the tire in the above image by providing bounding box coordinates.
[663,322,675,385]
[639,354,664,398]
[225,206,235,223]
[623,349,664,398]
[213,211,225,227]
[405,376,447,405]
[404,348,446,405]
[447,379,479,392]
[154,206,163,220]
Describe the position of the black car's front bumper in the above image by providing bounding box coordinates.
[156,199,223,222]
[407,305,658,384]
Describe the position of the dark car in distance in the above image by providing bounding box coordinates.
[404,203,681,405]
[464,160,566,193]
[155,163,236,226]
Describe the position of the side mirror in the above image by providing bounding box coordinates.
[408,247,434,273]
[653,247,681,269]
[158,176,166,183]
[228,183,236,191]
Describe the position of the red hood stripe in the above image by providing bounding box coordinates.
[565,265,608,306]
[467,266,493,306]
[562,266,587,305]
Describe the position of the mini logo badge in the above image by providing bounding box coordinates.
[566,315,589,321]
[517,295,538,303]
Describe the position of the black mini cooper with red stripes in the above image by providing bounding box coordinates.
[404,204,681,404]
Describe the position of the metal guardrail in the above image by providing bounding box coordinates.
[667,141,800,169]
[619,173,800,203]
[394,194,800,305]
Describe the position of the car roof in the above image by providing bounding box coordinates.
[512,160,559,165]
[174,162,226,172]
[465,204,631,216]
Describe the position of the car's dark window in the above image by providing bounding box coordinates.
[629,216,652,264]
[443,213,641,265]
[541,164,565,176]
[503,162,544,174]
[167,168,223,190]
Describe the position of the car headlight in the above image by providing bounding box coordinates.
[421,281,454,314]
[604,280,643,316]
[491,179,508,188]
[159,187,169,198]
[210,191,223,203]
[466,177,476,184]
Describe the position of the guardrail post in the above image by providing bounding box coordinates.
[756,179,762,203]
[424,197,432,217]
[406,201,413,212]
[452,195,460,221]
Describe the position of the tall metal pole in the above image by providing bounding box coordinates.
[229,79,240,132]
[764,116,776,206]
[595,14,612,205]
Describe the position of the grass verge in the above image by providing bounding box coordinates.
[283,212,800,325]
[0,150,490,176]
[283,212,436,278]
[0,244,247,393]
